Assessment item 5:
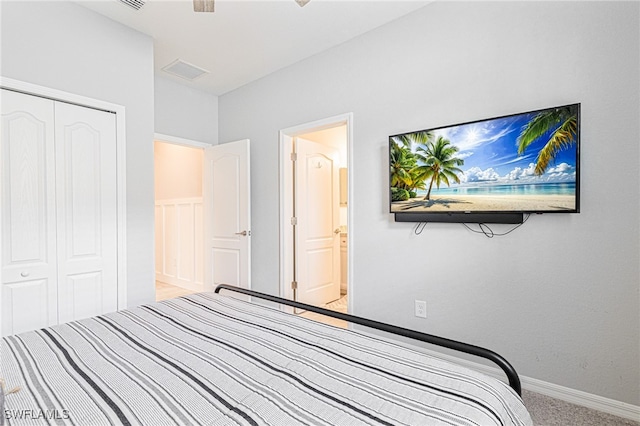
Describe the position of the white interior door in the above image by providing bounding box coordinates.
[204,139,251,292]
[295,137,340,306]
[1,89,58,335]
[55,102,118,323]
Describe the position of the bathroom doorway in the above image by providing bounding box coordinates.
[279,113,352,327]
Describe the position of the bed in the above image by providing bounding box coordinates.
[2,285,532,425]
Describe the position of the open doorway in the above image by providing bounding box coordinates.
[154,139,204,301]
[279,114,352,328]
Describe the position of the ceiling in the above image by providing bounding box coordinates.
[78,0,431,95]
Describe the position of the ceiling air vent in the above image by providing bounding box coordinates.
[118,0,145,10]
[162,59,210,81]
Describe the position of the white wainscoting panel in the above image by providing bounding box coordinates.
[155,198,204,291]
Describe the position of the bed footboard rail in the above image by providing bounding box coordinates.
[214,284,522,395]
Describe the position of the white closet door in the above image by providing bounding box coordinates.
[55,102,118,323]
[1,89,58,336]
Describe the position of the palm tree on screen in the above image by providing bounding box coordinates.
[390,141,416,189]
[415,136,464,200]
[390,131,434,197]
[517,105,578,175]
[392,130,433,150]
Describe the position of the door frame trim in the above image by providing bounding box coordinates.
[278,113,353,312]
[154,132,211,149]
[1,76,128,309]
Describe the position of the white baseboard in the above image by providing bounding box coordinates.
[520,375,640,422]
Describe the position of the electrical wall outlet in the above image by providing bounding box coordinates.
[415,300,427,318]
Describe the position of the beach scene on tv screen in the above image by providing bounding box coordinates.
[390,104,579,213]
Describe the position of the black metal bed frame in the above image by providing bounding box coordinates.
[214,284,522,395]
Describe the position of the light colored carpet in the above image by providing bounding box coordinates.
[522,390,639,425]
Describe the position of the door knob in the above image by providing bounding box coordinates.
[235,230,248,236]
[334,228,341,234]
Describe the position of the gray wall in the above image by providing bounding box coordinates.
[1,1,156,307]
[155,75,218,145]
[219,2,640,404]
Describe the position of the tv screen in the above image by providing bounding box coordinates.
[390,103,580,223]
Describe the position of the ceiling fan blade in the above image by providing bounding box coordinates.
[193,0,214,13]
[295,0,311,7]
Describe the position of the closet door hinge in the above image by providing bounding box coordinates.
[291,217,297,226]
[290,152,297,161]
[291,281,298,290]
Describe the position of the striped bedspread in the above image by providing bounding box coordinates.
[2,293,532,425]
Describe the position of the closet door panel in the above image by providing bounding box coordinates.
[2,280,51,336]
[60,272,103,323]
[55,102,118,323]
[1,89,58,336]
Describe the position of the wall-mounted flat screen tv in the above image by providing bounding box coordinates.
[390,103,580,223]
